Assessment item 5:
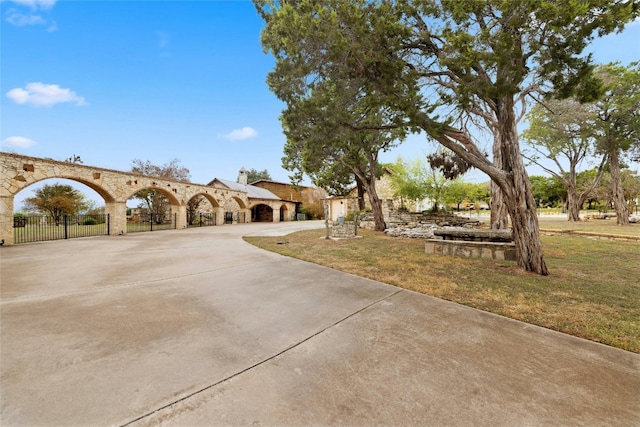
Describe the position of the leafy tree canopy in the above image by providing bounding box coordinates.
[246,168,273,183]
[23,183,89,224]
[255,0,638,274]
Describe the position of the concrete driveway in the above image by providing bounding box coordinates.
[1,221,638,426]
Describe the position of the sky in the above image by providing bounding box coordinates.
[2,0,639,210]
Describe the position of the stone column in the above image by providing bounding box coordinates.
[215,206,225,225]
[0,195,15,246]
[105,201,127,236]
[173,204,187,229]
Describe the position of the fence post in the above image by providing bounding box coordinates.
[174,212,177,229]
[107,213,110,235]
[150,213,153,231]
[64,214,68,239]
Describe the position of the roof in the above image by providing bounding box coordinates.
[211,178,281,200]
[249,179,315,189]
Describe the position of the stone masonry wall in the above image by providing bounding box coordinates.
[331,221,357,238]
[1,152,250,245]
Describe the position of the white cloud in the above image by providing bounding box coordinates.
[6,82,88,107]
[5,10,46,26]
[5,0,57,30]
[1,136,37,148]
[220,127,258,141]
[10,0,57,10]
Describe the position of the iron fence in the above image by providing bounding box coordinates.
[224,212,247,224]
[224,212,233,224]
[13,214,110,244]
[187,213,217,228]
[127,212,177,233]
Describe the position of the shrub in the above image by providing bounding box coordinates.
[83,218,98,225]
[300,201,325,219]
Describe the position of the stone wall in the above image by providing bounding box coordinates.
[359,200,482,234]
[331,221,358,239]
[1,153,251,245]
[425,239,517,261]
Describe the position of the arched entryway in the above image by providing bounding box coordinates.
[252,204,273,222]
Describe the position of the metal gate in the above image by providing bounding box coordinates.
[127,212,177,233]
[187,213,217,227]
[224,212,234,224]
[13,214,110,244]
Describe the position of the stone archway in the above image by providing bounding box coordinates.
[252,204,273,222]
[0,153,250,245]
[186,193,220,226]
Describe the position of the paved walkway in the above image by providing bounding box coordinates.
[1,222,638,426]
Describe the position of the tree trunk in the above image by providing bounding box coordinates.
[352,158,385,231]
[414,107,548,274]
[490,132,510,229]
[355,176,366,211]
[365,182,386,231]
[497,99,549,275]
[565,182,582,222]
[609,148,629,225]
[490,181,510,228]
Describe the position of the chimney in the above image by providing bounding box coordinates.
[238,167,248,185]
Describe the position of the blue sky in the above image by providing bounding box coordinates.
[2,0,639,209]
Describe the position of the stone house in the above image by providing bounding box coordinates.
[208,168,298,223]
[251,179,327,219]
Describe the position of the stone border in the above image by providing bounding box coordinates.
[425,239,517,261]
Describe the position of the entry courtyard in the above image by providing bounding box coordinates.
[1,221,638,426]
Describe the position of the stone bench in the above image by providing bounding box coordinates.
[426,227,516,261]
[433,227,513,242]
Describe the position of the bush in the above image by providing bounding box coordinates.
[300,201,325,220]
[344,210,364,221]
[83,218,98,225]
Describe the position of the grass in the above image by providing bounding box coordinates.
[245,226,640,353]
[537,216,640,236]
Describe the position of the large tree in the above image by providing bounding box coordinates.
[131,158,190,224]
[280,78,406,231]
[23,183,89,226]
[256,0,636,275]
[593,62,640,225]
[592,168,640,214]
[522,98,608,221]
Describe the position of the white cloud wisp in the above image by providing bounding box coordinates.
[1,136,37,149]
[6,82,87,107]
[9,0,57,10]
[220,127,258,141]
[5,0,57,30]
